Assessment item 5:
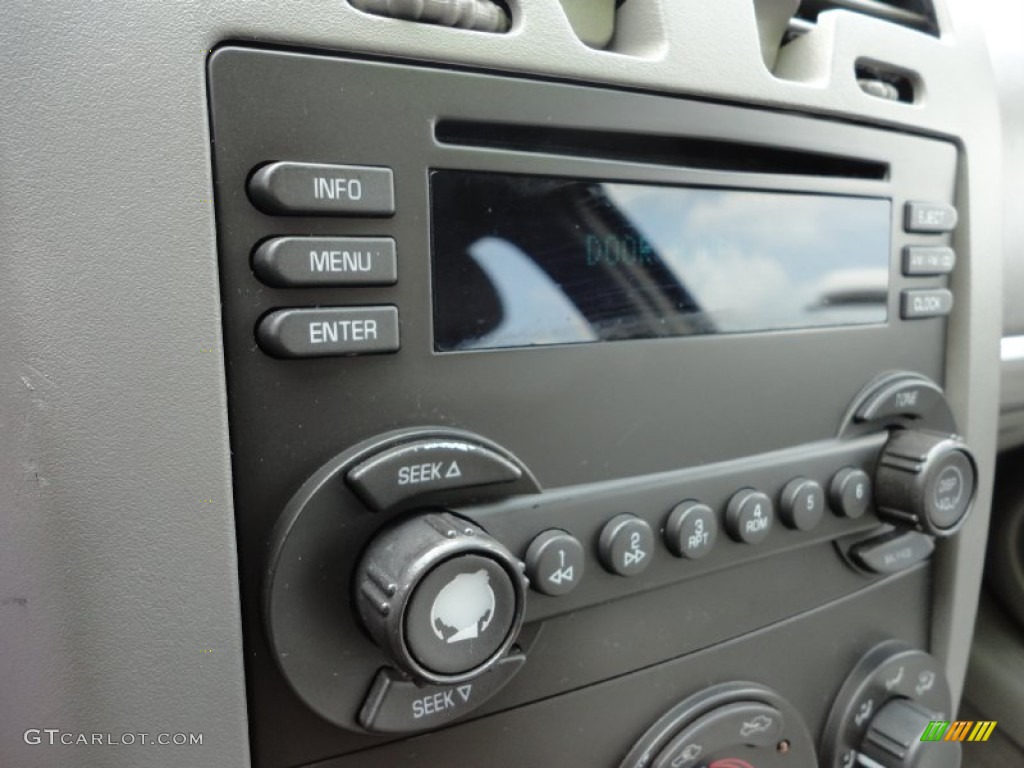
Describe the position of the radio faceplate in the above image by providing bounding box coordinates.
[207,46,959,767]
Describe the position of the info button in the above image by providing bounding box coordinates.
[248,161,395,216]
[256,306,399,358]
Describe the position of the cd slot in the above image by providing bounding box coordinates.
[435,119,889,180]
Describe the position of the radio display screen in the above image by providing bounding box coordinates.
[430,170,890,352]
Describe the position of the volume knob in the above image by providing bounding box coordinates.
[355,511,527,685]
[874,430,977,537]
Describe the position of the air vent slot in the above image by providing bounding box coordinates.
[348,0,511,34]
[788,0,938,39]
[436,120,889,180]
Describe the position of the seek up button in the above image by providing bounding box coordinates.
[347,438,523,512]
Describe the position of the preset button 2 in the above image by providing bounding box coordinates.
[599,514,654,576]
[253,236,397,287]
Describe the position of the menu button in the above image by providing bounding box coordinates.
[253,237,397,287]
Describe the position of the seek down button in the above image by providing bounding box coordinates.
[347,438,523,512]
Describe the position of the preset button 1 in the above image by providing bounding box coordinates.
[256,306,399,358]
[525,530,585,596]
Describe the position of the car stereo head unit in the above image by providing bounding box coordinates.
[208,47,963,768]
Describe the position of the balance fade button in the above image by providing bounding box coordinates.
[665,501,718,559]
[248,161,395,216]
[901,289,953,320]
[830,467,873,519]
[725,490,774,544]
[347,439,522,512]
[524,530,585,596]
[902,246,956,276]
[256,306,399,358]
[851,530,935,574]
[359,652,525,733]
[252,237,397,287]
[904,202,957,233]
[779,478,825,531]
[598,514,654,576]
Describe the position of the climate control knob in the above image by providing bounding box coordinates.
[874,430,977,537]
[355,511,527,685]
[861,699,961,768]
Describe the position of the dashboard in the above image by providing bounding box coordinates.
[1,2,1021,768]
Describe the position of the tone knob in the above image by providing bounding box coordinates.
[355,511,527,685]
[874,430,977,537]
[861,699,961,768]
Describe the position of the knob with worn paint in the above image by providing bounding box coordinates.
[355,511,527,685]
[874,430,977,537]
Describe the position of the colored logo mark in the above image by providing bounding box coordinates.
[920,720,997,742]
